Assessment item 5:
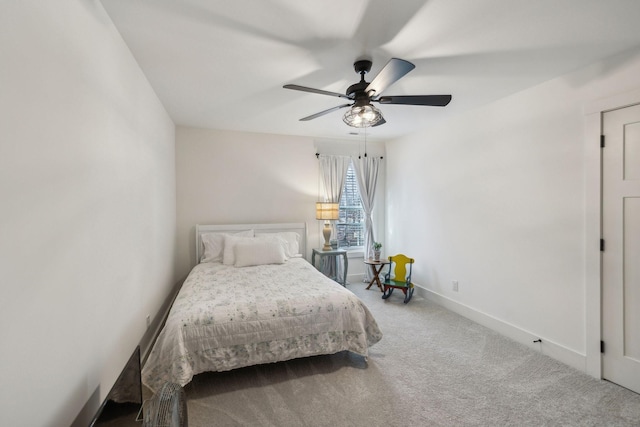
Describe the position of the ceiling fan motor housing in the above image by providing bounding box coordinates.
[346,60,373,100]
[346,83,370,101]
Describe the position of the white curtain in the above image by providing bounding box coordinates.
[319,155,350,204]
[318,155,350,281]
[352,156,381,281]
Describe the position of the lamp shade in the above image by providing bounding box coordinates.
[316,202,339,220]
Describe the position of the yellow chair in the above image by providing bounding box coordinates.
[382,254,415,304]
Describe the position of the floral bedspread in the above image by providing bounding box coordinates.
[142,258,382,391]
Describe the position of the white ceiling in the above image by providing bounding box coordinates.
[100,0,640,141]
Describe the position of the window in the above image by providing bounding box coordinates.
[336,163,365,248]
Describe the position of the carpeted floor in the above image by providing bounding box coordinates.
[184,284,640,426]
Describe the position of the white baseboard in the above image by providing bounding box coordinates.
[347,273,365,285]
[415,285,588,373]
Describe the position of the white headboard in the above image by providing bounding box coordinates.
[195,222,308,263]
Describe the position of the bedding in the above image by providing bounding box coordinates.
[200,229,254,263]
[142,257,383,392]
[233,239,286,267]
[255,231,300,258]
[222,234,259,265]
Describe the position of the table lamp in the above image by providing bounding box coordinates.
[316,202,339,250]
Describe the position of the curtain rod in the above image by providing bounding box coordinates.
[315,152,383,159]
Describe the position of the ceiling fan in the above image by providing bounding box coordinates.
[283,58,451,128]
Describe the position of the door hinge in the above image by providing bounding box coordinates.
[600,239,605,251]
[600,135,605,148]
[601,340,605,353]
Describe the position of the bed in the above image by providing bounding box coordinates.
[142,223,383,392]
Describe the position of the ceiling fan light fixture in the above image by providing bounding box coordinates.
[342,104,383,128]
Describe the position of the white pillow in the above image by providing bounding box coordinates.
[223,234,257,265]
[234,239,286,267]
[255,234,290,257]
[200,229,253,263]
[255,232,300,257]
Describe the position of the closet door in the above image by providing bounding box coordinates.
[601,103,640,394]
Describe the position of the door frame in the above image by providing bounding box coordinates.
[584,87,640,378]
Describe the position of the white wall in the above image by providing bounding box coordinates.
[0,2,176,426]
[385,46,640,370]
[176,127,318,278]
[175,127,386,282]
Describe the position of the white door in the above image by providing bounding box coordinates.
[602,103,640,394]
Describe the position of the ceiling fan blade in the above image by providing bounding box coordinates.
[377,95,452,106]
[300,104,352,121]
[365,58,415,97]
[283,84,351,100]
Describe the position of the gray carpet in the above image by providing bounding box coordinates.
[184,285,640,426]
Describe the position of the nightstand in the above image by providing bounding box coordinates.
[311,248,348,286]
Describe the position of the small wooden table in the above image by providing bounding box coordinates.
[312,248,348,286]
[364,258,389,292]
